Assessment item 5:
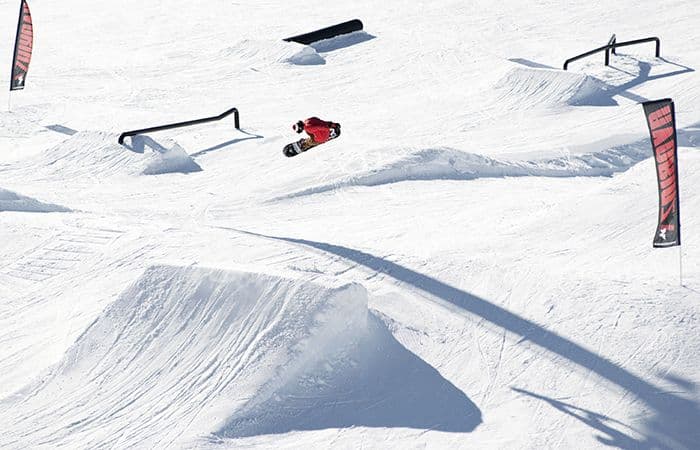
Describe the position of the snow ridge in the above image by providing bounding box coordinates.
[274,142,650,200]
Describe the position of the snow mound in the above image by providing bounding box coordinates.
[0,265,367,448]
[0,187,70,213]
[274,143,650,200]
[495,67,614,109]
[284,46,325,66]
[30,131,200,179]
[128,135,203,175]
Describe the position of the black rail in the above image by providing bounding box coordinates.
[118,107,240,145]
[563,36,660,71]
[612,37,660,57]
[563,43,611,71]
[284,19,363,45]
[607,33,617,60]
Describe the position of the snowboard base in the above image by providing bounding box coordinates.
[283,139,316,157]
[283,124,340,157]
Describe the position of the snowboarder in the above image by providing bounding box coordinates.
[283,117,341,157]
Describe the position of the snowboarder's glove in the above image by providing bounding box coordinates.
[293,120,304,133]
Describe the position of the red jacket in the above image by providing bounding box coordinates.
[303,117,334,143]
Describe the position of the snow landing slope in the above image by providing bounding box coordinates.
[0,266,367,448]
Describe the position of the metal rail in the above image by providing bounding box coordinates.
[607,33,617,62]
[563,36,660,71]
[563,43,611,71]
[611,37,660,57]
[118,107,240,145]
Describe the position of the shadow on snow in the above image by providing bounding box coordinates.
[190,130,264,158]
[605,58,694,104]
[513,388,646,449]
[310,31,376,53]
[216,313,481,438]
[233,230,700,449]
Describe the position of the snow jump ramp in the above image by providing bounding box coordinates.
[0,264,480,447]
[27,131,200,180]
[495,67,615,109]
[0,265,366,447]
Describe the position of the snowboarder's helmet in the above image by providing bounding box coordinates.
[293,120,304,133]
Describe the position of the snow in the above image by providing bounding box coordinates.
[495,68,615,108]
[272,144,653,200]
[0,187,69,212]
[0,0,699,448]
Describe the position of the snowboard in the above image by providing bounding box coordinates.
[283,124,340,157]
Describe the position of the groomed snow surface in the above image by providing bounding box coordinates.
[0,0,699,449]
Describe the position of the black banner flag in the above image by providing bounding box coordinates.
[642,99,680,248]
[10,0,33,91]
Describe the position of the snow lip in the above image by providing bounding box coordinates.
[284,46,326,66]
[495,67,616,108]
[124,135,203,174]
[0,187,71,213]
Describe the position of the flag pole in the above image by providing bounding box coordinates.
[679,245,683,287]
[8,0,23,111]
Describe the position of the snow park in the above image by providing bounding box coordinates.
[1,0,699,448]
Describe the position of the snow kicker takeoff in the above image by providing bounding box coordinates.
[284,117,341,157]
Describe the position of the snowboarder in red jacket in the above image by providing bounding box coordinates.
[284,117,341,157]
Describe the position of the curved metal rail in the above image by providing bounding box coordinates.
[118,107,240,145]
